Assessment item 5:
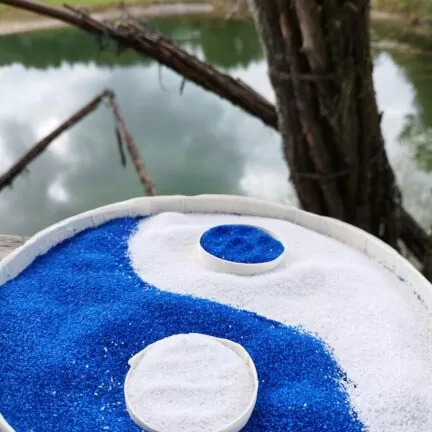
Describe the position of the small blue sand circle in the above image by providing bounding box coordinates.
[200,224,285,264]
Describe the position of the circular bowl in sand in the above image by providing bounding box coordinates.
[124,333,259,432]
[197,225,286,276]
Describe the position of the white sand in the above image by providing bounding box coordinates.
[129,212,432,432]
[125,333,255,432]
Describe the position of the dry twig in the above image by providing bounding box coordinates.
[0,88,157,196]
[0,89,110,191]
[107,92,157,196]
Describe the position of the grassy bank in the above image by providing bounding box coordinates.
[371,0,432,22]
[0,0,221,23]
[42,0,213,8]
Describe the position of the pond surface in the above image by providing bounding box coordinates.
[0,17,431,235]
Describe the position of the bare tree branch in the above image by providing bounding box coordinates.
[0,0,278,129]
[115,125,127,167]
[0,88,157,197]
[107,92,157,196]
[0,89,110,191]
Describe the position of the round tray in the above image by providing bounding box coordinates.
[1,194,431,432]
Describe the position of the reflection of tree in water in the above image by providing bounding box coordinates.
[0,26,145,68]
[372,23,432,173]
[154,17,263,68]
[399,113,432,172]
[396,49,432,173]
[198,20,262,69]
[0,18,262,70]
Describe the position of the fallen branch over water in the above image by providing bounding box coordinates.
[0,0,429,277]
[0,88,157,196]
[107,92,158,196]
[0,0,277,129]
[0,89,110,191]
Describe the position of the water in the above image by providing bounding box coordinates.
[0,17,430,235]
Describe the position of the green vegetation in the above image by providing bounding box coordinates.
[372,0,432,21]
[0,17,261,69]
[21,0,208,8]
[373,23,432,173]
[0,0,215,23]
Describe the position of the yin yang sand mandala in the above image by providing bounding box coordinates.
[1,203,432,432]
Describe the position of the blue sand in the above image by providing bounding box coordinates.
[0,219,365,432]
[200,224,284,264]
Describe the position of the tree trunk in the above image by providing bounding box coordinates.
[248,0,401,248]
[425,236,432,282]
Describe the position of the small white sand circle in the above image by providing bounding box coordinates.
[124,333,258,432]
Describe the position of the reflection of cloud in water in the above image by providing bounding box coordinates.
[0,136,12,171]
[47,180,70,204]
[0,59,287,235]
[212,66,293,204]
[240,167,295,205]
[0,50,430,234]
[36,117,73,161]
